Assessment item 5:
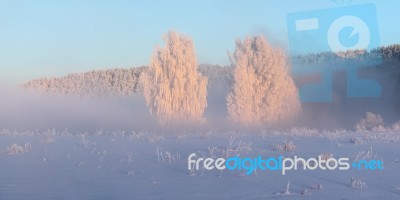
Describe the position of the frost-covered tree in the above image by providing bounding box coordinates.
[227,36,300,126]
[354,112,385,132]
[142,31,208,125]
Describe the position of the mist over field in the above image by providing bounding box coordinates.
[3,53,399,131]
[11,45,400,133]
[0,87,155,131]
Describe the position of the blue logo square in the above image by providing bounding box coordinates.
[287,4,381,102]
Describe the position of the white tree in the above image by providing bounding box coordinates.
[142,31,208,125]
[355,112,385,131]
[227,36,300,126]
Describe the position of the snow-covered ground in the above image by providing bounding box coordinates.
[0,130,399,200]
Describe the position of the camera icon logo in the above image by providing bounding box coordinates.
[287,4,381,102]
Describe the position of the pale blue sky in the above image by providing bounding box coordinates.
[0,0,399,84]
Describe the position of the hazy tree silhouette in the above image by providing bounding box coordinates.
[141,31,208,125]
[227,36,300,126]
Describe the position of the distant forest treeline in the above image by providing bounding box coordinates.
[22,65,232,97]
[293,44,400,66]
[23,45,400,97]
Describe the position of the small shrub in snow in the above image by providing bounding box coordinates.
[273,140,295,152]
[283,141,296,152]
[163,151,175,163]
[289,127,318,136]
[353,147,377,162]
[350,137,364,145]
[355,112,385,132]
[221,136,252,158]
[126,153,134,165]
[148,135,165,143]
[80,133,95,147]
[317,153,333,166]
[310,184,323,190]
[45,137,56,144]
[207,146,218,158]
[7,144,24,154]
[129,131,145,140]
[156,147,180,163]
[351,178,367,189]
[280,180,292,195]
[39,148,48,162]
[6,143,30,154]
[274,180,293,196]
[40,157,48,162]
[128,169,134,176]
[301,189,311,195]
[94,129,103,136]
[392,121,400,131]
[273,144,284,152]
